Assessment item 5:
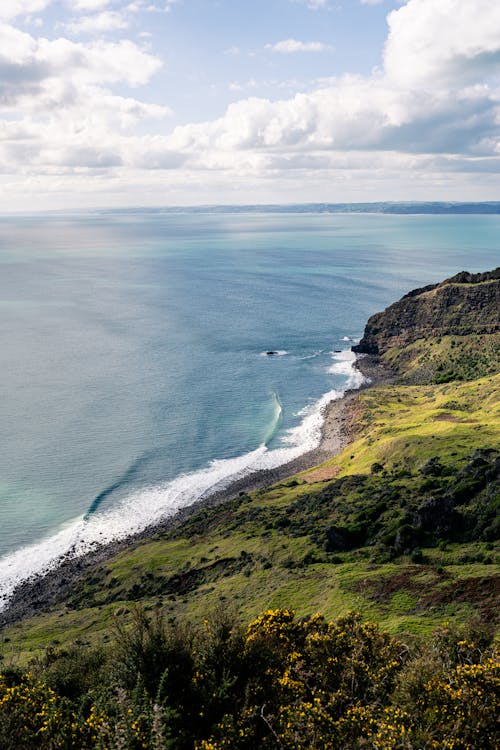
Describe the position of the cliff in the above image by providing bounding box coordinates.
[353,269,500,383]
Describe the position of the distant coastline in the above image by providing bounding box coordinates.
[2,201,500,217]
[151,201,500,215]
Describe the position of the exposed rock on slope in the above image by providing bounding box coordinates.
[353,269,500,384]
[353,269,500,356]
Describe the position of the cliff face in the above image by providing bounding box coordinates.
[353,269,500,356]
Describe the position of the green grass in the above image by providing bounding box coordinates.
[3,545,498,664]
[381,332,500,384]
[299,373,500,480]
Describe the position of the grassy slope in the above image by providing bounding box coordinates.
[381,332,500,384]
[304,371,499,477]
[2,372,498,664]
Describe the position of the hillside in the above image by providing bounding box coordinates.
[0,270,498,749]
[353,268,500,384]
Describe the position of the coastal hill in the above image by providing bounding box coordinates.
[0,270,498,749]
[354,268,499,383]
[1,269,498,638]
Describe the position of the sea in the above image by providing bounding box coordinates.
[0,208,499,608]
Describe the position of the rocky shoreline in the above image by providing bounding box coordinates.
[0,355,390,627]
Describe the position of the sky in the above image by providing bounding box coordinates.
[1,0,499,209]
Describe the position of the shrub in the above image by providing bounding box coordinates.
[1,608,498,749]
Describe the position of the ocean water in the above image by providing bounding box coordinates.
[0,209,499,607]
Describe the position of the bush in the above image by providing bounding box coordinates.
[1,608,498,750]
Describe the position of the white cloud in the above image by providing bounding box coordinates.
[165,77,499,158]
[266,39,332,54]
[384,0,500,88]
[0,1,52,19]
[228,79,258,92]
[0,20,167,178]
[0,24,163,92]
[64,11,128,34]
[292,0,329,9]
[126,0,177,13]
[70,0,113,10]
[0,15,168,186]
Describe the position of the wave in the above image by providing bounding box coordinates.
[328,349,370,390]
[263,392,283,445]
[297,349,324,360]
[84,452,154,520]
[341,336,360,344]
[0,350,365,611]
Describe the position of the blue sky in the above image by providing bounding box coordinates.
[1,0,499,208]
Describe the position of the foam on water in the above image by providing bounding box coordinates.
[297,349,324,360]
[0,349,365,611]
[328,350,370,389]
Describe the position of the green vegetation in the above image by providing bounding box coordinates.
[1,607,498,749]
[354,269,500,384]
[381,333,500,383]
[313,373,499,476]
[0,269,498,748]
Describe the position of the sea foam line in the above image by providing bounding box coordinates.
[328,349,369,390]
[0,350,367,611]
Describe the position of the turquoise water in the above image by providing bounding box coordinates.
[0,210,498,604]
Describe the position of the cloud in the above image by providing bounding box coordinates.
[0,23,163,91]
[70,0,113,10]
[0,20,167,175]
[266,39,332,54]
[0,10,170,186]
[64,11,129,34]
[126,0,177,13]
[0,1,52,19]
[384,0,500,88]
[291,0,329,9]
[165,77,499,159]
